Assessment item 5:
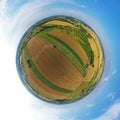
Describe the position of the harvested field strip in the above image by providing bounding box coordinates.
[94,39,100,57]
[43,34,86,76]
[48,29,88,64]
[96,63,104,83]
[24,46,72,93]
[94,39,104,69]
[84,66,95,82]
[45,20,74,27]
[27,36,49,58]
[22,51,69,100]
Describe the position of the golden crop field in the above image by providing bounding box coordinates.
[45,20,74,27]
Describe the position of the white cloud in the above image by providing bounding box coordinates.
[95,100,120,120]
[87,103,94,108]
[31,106,61,120]
[103,76,109,81]
[106,92,116,101]
[0,0,7,16]
[103,69,117,81]
[0,44,63,120]
[112,69,117,76]
[0,1,64,120]
[80,5,86,8]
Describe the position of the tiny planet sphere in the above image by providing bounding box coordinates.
[16,16,104,104]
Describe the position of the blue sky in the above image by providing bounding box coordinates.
[0,0,120,120]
